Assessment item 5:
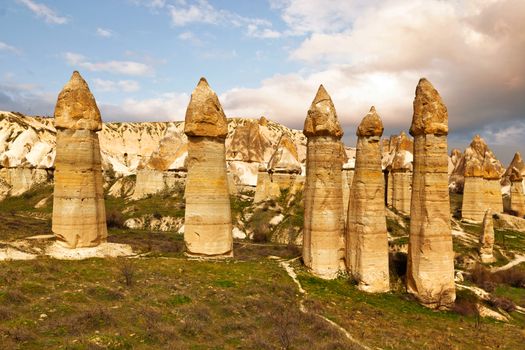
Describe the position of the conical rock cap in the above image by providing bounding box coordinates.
[54,71,102,131]
[184,77,228,138]
[357,106,384,137]
[410,78,448,136]
[303,85,343,139]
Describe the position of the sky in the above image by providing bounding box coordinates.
[0,0,524,164]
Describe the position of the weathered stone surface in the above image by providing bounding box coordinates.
[346,106,389,293]
[386,171,394,207]
[509,167,525,217]
[303,85,344,138]
[342,169,355,225]
[253,165,281,203]
[226,120,271,163]
[409,79,448,136]
[479,209,495,263]
[184,78,228,138]
[52,72,107,249]
[461,135,504,221]
[54,71,102,131]
[184,78,232,258]
[502,152,525,187]
[407,78,455,308]
[391,132,413,215]
[303,85,344,279]
[392,171,412,214]
[268,133,302,174]
[52,129,107,248]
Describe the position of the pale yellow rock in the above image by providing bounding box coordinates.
[342,169,355,225]
[54,71,102,131]
[52,72,107,249]
[132,169,166,199]
[346,106,389,293]
[509,167,525,217]
[462,135,504,221]
[479,209,495,263]
[391,132,413,215]
[184,78,228,138]
[226,120,270,162]
[392,171,412,215]
[386,171,394,207]
[407,78,455,308]
[184,78,232,258]
[303,85,344,279]
[52,129,107,248]
[253,166,280,203]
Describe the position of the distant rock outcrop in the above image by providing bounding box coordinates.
[183,78,233,258]
[479,209,495,263]
[390,131,413,214]
[407,78,455,308]
[52,71,107,249]
[461,135,504,221]
[303,85,345,279]
[346,106,390,293]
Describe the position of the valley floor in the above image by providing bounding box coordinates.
[0,187,524,349]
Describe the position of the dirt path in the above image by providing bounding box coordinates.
[278,258,373,350]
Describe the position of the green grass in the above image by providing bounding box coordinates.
[0,184,53,215]
[296,263,525,350]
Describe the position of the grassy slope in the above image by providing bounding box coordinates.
[0,188,525,348]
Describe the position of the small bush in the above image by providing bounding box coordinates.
[452,290,479,317]
[488,296,516,313]
[106,210,125,229]
[253,223,270,243]
[117,258,136,287]
[469,263,525,291]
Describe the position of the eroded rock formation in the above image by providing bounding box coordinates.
[480,209,495,263]
[52,71,107,248]
[462,135,504,221]
[509,167,525,217]
[303,85,345,279]
[407,78,455,308]
[391,132,413,215]
[184,78,233,258]
[346,106,390,293]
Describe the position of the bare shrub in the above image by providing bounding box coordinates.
[106,210,125,229]
[452,291,479,317]
[469,263,525,291]
[253,223,270,243]
[488,296,516,313]
[117,258,136,287]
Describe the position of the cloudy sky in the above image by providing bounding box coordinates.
[0,0,523,163]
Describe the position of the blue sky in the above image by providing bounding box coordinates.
[0,0,524,163]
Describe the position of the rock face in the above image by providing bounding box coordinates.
[509,167,525,217]
[52,71,107,248]
[479,209,495,263]
[462,135,504,221]
[502,152,525,187]
[391,132,413,215]
[342,147,356,225]
[132,128,187,199]
[184,78,233,258]
[346,106,390,293]
[303,85,345,279]
[407,78,455,308]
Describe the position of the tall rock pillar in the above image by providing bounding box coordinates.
[479,209,495,263]
[346,107,390,293]
[510,167,525,217]
[52,71,107,248]
[184,78,233,258]
[303,85,345,279]
[407,78,455,308]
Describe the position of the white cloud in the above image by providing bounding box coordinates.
[0,41,21,55]
[96,28,114,38]
[178,31,202,45]
[92,79,140,93]
[100,92,189,122]
[169,0,219,26]
[64,52,154,76]
[17,0,68,24]
[153,0,282,39]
